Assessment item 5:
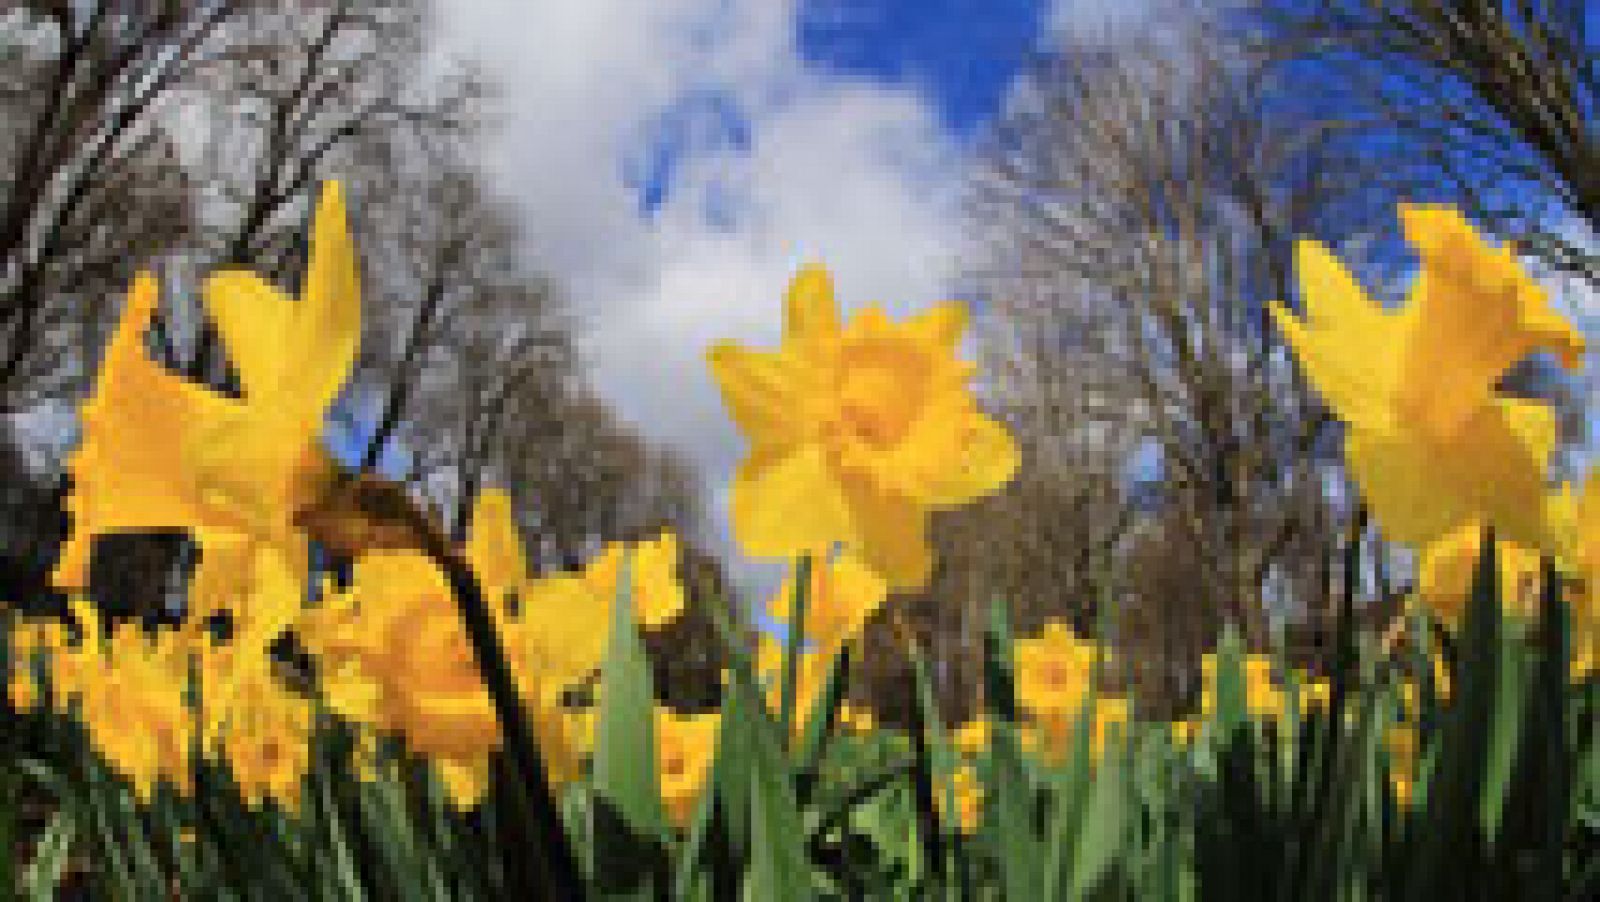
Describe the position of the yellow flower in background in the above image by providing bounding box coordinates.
[510,572,611,690]
[44,602,194,802]
[300,552,501,809]
[6,618,68,713]
[764,552,887,661]
[837,702,875,735]
[580,531,685,629]
[654,706,718,828]
[318,553,502,759]
[1270,206,1583,551]
[940,765,983,835]
[466,488,529,613]
[1170,719,1197,746]
[1559,472,1600,678]
[510,530,687,690]
[708,265,1018,588]
[953,719,991,758]
[1386,723,1419,807]
[1199,654,1283,721]
[299,544,599,809]
[54,182,357,591]
[756,634,831,735]
[1035,695,1129,763]
[1296,678,1332,715]
[1014,620,1098,715]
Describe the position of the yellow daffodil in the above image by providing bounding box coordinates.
[1035,694,1129,763]
[1270,206,1582,551]
[315,552,502,759]
[1013,620,1098,716]
[756,634,831,736]
[466,488,528,613]
[53,272,236,588]
[764,552,887,661]
[939,765,983,835]
[1559,472,1600,678]
[188,183,358,540]
[1386,723,1419,807]
[509,530,687,690]
[300,546,594,809]
[1170,719,1197,746]
[953,718,991,758]
[45,602,194,801]
[708,265,1018,587]
[837,702,875,734]
[55,182,357,591]
[654,706,719,828]
[1296,677,1332,715]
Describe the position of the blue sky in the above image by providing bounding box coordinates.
[797,0,1047,133]
[634,0,1049,218]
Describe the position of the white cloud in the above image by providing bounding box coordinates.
[1047,0,1163,45]
[435,1,968,594]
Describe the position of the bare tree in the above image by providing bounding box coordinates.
[948,10,1374,710]
[1261,0,1597,279]
[0,0,242,407]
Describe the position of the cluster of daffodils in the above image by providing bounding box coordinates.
[5,184,696,813]
[1272,205,1598,679]
[6,182,1022,824]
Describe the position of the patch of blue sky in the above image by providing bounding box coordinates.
[796,0,1049,134]
[629,88,752,218]
[323,393,411,481]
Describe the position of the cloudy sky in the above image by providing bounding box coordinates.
[433,0,1145,590]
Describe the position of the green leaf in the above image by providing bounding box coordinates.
[795,646,851,786]
[982,603,1041,900]
[1042,696,1096,898]
[1406,526,1502,900]
[729,677,811,900]
[21,809,75,902]
[1068,752,1127,898]
[777,555,814,743]
[592,552,668,897]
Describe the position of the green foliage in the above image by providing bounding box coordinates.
[3,539,1595,899]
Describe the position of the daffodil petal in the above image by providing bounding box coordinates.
[55,274,237,589]
[840,474,932,589]
[292,182,362,416]
[202,270,295,399]
[890,404,1020,507]
[903,301,967,354]
[466,488,528,600]
[1344,426,1476,547]
[730,443,857,559]
[783,264,840,352]
[1397,205,1585,437]
[706,342,805,446]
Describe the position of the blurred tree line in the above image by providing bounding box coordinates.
[0,0,731,705]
